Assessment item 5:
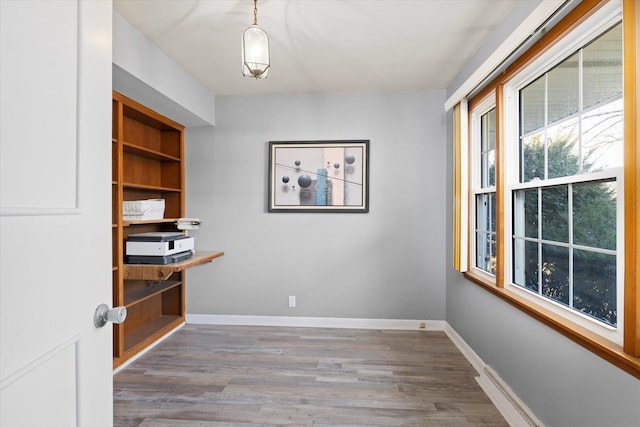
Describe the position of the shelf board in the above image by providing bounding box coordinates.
[123,251,224,280]
[124,280,182,307]
[123,315,183,354]
[121,101,184,132]
[123,182,181,192]
[123,141,181,162]
[123,218,180,227]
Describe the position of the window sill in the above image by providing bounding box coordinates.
[463,270,640,379]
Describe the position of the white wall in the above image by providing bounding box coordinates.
[185,91,447,320]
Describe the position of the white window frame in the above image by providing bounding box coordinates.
[502,2,624,345]
[470,94,497,282]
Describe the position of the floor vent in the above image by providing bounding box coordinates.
[477,365,544,427]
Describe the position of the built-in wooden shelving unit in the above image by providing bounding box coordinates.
[112,91,223,368]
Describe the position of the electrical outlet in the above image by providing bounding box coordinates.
[419,322,426,329]
[288,295,296,308]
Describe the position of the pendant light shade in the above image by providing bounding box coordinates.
[242,1,270,78]
[242,26,270,78]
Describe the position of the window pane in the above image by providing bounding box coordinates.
[583,23,622,109]
[489,150,496,187]
[476,232,495,274]
[524,189,538,238]
[542,244,569,306]
[483,150,496,188]
[542,186,568,243]
[481,108,496,151]
[488,109,496,150]
[489,192,496,233]
[520,76,545,134]
[548,52,579,124]
[489,234,496,275]
[476,194,489,232]
[582,98,623,172]
[547,117,579,179]
[476,193,496,232]
[573,180,616,250]
[522,132,544,182]
[476,231,488,271]
[513,189,538,238]
[481,152,488,187]
[573,249,616,326]
[513,239,538,293]
[481,108,496,188]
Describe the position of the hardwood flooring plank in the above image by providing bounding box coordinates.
[138,420,266,427]
[114,325,507,427]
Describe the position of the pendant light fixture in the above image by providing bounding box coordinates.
[242,0,270,78]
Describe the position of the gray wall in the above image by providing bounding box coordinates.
[185,90,446,320]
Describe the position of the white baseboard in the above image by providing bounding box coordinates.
[186,314,446,331]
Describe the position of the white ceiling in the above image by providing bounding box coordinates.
[114,0,519,97]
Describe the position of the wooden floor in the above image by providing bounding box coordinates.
[113,325,508,426]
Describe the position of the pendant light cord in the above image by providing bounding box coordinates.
[253,0,258,26]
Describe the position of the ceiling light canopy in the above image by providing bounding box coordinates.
[242,0,270,79]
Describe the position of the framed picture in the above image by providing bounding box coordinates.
[268,140,369,213]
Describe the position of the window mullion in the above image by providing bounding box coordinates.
[537,187,542,295]
[569,183,574,308]
[578,48,584,172]
[544,74,549,181]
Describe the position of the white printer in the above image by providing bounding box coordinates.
[126,232,194,264]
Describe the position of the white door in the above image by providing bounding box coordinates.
[0,1,113,426]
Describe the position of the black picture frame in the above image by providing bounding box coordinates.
[268,140,369,213]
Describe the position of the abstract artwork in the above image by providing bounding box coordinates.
[268,140,369,213]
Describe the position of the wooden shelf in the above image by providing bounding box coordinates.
[124,280,182,307]
[122,218,180,227]
[122,103,182,132]
[122,182,181,192]
[123,315,183,354]
[123,251,224,280]
[123,141,181,162]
